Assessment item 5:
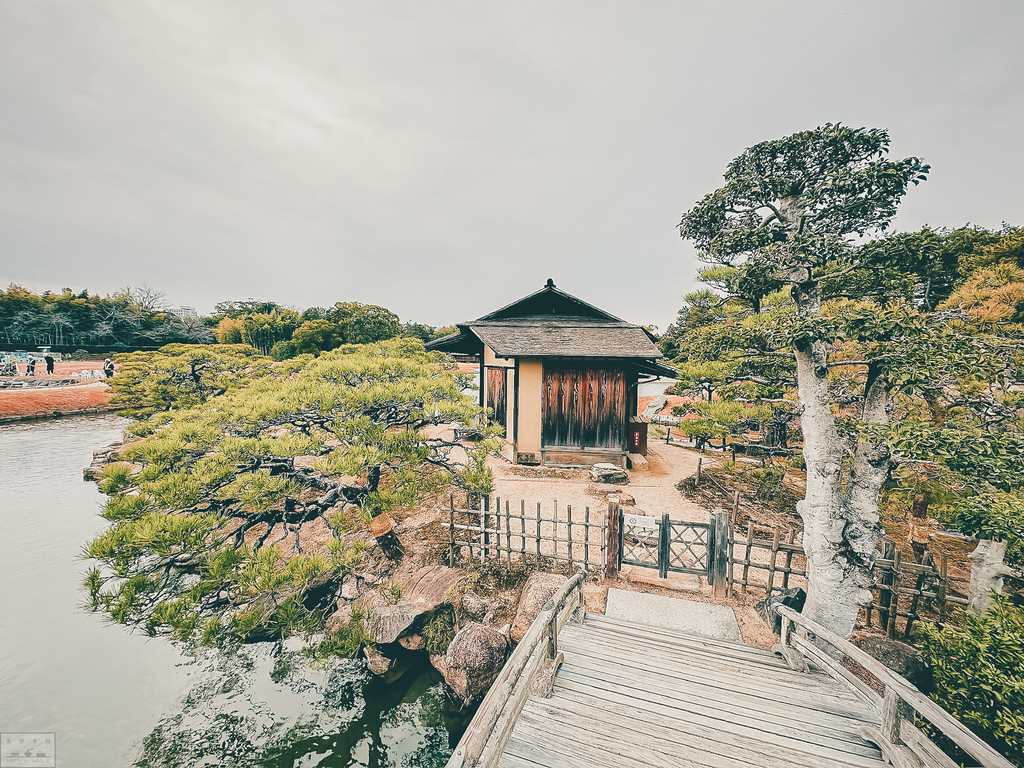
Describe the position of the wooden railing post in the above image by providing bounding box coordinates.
[712,510,729,597]
[449,495,456,568]
[481,495,490,562]
[879,539,896,629]
[452,571,586,768]
[546,599,558,659]
[605,498,621,580]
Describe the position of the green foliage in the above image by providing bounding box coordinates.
[461,449,496,495]
[676,419,728,440]
[218,472,302,513]
[918,598,1024,765]
[0,283,214,349]
[291,319,344,356]
[85,338,492,650]
[239,308,302,356]
[948,491,1024,561]
[328,302,402,344]
[98,462,135,494]
[270,340,296,360]
[384,582,404,604]
[751,467,785,501]
[304,608,372,662]
[423,608,457,655]
[107,343,275,415]
[676,122,1024,592]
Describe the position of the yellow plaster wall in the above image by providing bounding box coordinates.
[483,345,513,367]
[506,367,515,437]
[516,359,543,454]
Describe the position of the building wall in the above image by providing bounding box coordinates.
[505,367,515,438]
[516,358,543,459]
[483,345,513,368]
[481,345,515,442]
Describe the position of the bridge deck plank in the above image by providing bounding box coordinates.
[495,614,888,768]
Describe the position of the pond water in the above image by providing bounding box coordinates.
[0,414,463,767]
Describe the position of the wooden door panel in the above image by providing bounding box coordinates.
[486,367,507,432]
[542,364,625,450]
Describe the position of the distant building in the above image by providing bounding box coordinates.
[171,306,199,318]
[426,279,675,467]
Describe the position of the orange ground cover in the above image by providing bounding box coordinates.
[0,359,114,420]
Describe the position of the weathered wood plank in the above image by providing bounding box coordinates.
[563,620,796,675]
[582,613,785,660]
[552,672,883,761]
[776,605,1016,768]
[555,660,881,752]
[557,637,878,720]
[522,693,884,768]
[560,623,848,695]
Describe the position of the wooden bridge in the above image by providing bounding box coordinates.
[446,573,1013,768]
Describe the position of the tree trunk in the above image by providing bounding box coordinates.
[968,539,1011,617]
[794,340,869,639]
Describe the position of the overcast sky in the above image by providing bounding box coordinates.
[1,1,1022,330]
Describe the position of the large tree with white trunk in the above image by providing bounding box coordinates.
[679,124,930,637]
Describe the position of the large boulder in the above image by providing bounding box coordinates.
[460,592,490,622]
[442,623,508,703]
[755,587,806,635]
[399,565,463,613]
[363,645,413,684]
[364,565,464,644]
[853,634,931,691]
[589,463,629,484]
[367,605,421,644]
[511,572,567,643]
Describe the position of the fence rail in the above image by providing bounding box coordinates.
[449,496,607,571]
[728,522,807,597]
[775,604,1014,768]
[449,494,967,636]
[864,540,969,638]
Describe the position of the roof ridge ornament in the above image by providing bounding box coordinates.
[545,278,555,289]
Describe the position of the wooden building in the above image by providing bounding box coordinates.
[426,279,675,467]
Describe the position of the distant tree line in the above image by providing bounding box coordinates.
[210,299,453,359]
[1,287,453,357]
[0,284,214,350]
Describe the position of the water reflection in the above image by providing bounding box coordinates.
[0,415,466,767]
[136,643,465,768]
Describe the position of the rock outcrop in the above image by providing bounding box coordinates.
[510,572,567,643]
[589,463,629,484]
[440,623,508,703]
[363,644,414,684]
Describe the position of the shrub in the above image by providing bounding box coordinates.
[304,608,372,662]
[917,597,1024,765]
[423,608,457,655]
[270,340,297,361]
[751,467,785,500]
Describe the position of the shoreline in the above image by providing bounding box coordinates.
[0,361,117,423]
[0,403,123,425]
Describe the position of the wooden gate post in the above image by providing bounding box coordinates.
[712,510,730,597]
[605,498,621,580]
[658,514,670,579]
[481,495,490,562]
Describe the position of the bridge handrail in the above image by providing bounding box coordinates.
[446,570,587,768]
[775,604,1014,768]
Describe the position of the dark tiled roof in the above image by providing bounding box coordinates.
[469,320,662,359]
